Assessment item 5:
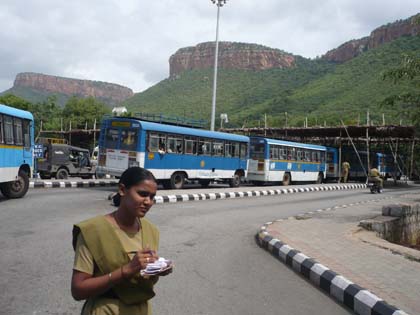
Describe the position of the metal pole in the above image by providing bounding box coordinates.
[410,138,415,180]
[366,110,370,177]
[210,3,221,131]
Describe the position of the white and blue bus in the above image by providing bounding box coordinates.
[97,118,249,189]
[247,137,327,185]
[0,104,34,198]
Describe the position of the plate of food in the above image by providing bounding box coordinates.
[140,257,173,276]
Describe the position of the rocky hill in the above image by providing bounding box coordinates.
[169,42,295,77]
[3,72,133,106]
[323,13,420,63]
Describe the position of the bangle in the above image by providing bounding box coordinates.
[108,272,113,286]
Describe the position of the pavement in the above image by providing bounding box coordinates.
[257,190,420,315]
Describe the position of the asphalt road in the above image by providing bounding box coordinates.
[1,185,418,315]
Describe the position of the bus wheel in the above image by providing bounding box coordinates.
[316,172,324,184]
[170,173,185,189]
[56,168,69,180]
[282,173,291,186]
[229,173,241,188]
[199,180,211,188]
[2,170,29,199]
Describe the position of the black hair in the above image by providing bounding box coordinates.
[112,167,156,207]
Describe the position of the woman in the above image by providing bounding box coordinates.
[72,167,169,314]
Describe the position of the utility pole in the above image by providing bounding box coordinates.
[210,0,228,131]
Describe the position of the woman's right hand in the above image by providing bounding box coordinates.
[122,247,157,278]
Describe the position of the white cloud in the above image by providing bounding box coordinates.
[0,0,419,93]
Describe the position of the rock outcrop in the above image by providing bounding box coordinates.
[323,14,420,63]
[13,72,133,104]
[169,42,295,77]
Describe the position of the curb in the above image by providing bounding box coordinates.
[153,184,367,204]
[29,180,119,189]
[256,214,409,315]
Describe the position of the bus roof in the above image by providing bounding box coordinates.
[108,118,250,142]
[252,136,327,151]
[0,104,34,120]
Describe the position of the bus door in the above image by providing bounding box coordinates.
[22,119,32,164]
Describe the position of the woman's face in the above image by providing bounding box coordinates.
[120,179,158,218]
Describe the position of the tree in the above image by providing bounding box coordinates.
[62,96,110,129]
[381,16,420,127]
[0,94,33,111]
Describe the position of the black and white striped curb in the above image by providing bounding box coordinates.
[29,180,119,189]
[256,196,409,315]
[153,184,367,204]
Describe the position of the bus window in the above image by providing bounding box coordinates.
[279,147,287,160]
[304,150,311,162]
[167,135,183,154]
[0,115,3,143]
[121,130,137,151]
[148,132,166,152]
[22,120,30,149]
[240,143,248,159]
[184,136,197,155]
[212,141,224,157]
[250,142,264,159]
[106,129,119,149]
[232,142,240,158]
[225,142,232,157]
[13,118,23,145]
[270,146,278,160]
[198,138,212,156]
[4,115,14,144]
[297,149,303,161]
[287,147,296,161]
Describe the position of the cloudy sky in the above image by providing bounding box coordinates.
[1,0,419,93]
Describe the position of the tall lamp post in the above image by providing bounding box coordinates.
[210,0,227,131]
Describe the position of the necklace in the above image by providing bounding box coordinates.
[113,211,140,233]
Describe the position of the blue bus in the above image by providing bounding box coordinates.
[325,149,403,182]
[0,104,34,198]
[97,118,249,189]
[247,137,327,185]
[326,147,339,181]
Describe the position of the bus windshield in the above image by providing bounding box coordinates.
[250,143,265,159]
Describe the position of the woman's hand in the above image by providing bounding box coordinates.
[122,247,157,279]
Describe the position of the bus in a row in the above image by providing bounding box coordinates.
[96,116,331,188]
[0,104,34,198]
[96,118,249,189]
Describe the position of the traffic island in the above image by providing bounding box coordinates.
[29,179,119,189]
[256,193,420,315]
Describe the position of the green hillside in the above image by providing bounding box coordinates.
[124,35,420,127]
[1,86,70,107]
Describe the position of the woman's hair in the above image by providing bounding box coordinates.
[112,167,156,206]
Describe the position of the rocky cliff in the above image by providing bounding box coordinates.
[13,72,133,105]
[169,42,295,77]
[323,14,420,63]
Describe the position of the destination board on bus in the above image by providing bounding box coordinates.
[105,149,129,169]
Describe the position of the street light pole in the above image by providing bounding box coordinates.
[210,0,227,131]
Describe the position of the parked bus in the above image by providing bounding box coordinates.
[96,118,249,189]
[325,149,403,182]
[0,104,34,198]
[247,137,327,185]
[326,147,339,181]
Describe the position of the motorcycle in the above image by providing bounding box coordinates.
[367,180,382,194]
